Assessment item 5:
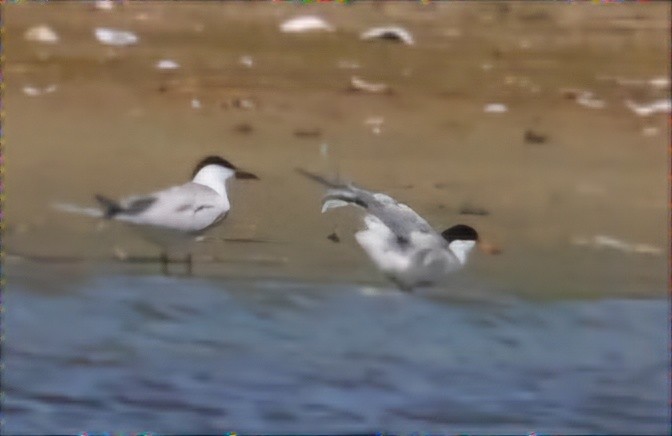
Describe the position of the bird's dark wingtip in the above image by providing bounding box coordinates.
[295,168,342,188]
[94,194,122,219]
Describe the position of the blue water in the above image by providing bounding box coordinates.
[4,266,669,434]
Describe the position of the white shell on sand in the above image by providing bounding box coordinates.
[22,84,58,97]
[94,0,115,11]
[350,76,389,94]
[360,26,414,45]
[625,99,671,117]
[337,59,360,70]
[94,27,139,46]
[280,16,334,33]
[239,55,254,68]
[575,91,605,109]
[364,116,384,135]
[649,76,670,89]
[572,235,662,256]
[483,103,508,113]
[155,59,180,70]
[24,25,59,44]
[560,88,605,109]
[597,74,670,90]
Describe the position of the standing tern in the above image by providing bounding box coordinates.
[297,169,480,291]
[55,155,258,274]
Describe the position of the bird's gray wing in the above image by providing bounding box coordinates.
[124,184,215,214]
[295,168,442,244]
[94,194,156,218]
[121,196,158,215]
[324,185,441,244]
[114,183,223,231]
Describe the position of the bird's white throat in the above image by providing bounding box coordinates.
[448,239,477,265]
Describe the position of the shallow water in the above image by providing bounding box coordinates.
[4,263,669,434]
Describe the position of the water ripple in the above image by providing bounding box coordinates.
[4,272,669,433]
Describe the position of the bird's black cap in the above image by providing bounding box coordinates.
[191,156,236,178]
[441,224,479,243]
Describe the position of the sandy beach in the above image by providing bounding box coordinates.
[5,2,669,297]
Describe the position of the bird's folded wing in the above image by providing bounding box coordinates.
[119,184,219,226]
[119,196,157,215]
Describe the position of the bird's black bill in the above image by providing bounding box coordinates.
[235,170,259,180]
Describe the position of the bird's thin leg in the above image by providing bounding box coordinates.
[186,253,193,276]
[398,283,414,293]
[160,251,169,276]
[388,275,414,293]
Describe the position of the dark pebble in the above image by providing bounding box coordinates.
[233,123,254,134]
[294,128,322,138]
[458,204,490,216]
[524,129,547,144]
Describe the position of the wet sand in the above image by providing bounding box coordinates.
[5,2,670,298]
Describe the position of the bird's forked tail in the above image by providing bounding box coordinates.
[94,194,124,218]
[295,168,368,213]
[52,195,126,219]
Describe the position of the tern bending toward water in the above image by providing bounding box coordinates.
[55,155,258,275]
[297,169,480,292]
